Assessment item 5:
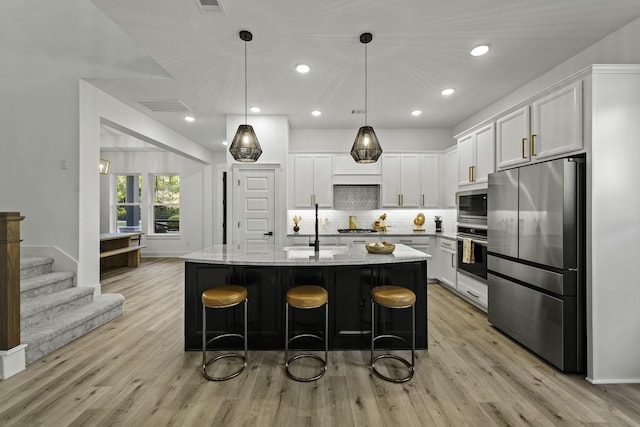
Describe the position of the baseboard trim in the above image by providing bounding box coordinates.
[585,376,640,384]
[0,344,27,380]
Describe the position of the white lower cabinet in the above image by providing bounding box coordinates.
[437,237,457,289]
[456,272,488,311]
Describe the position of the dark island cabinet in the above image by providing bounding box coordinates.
[184,261,427,351]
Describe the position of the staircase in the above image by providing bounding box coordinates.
[20,257,124,364]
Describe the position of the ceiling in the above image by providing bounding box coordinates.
[89,0,640,152]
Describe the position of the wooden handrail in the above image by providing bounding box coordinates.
[0,212,24,351]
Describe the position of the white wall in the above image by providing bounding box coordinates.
[454,16,640,136]
[290,128,453,152]
[588,68,640,383]
[0,0,172,287]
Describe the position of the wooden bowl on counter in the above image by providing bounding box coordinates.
[365,241,396,254]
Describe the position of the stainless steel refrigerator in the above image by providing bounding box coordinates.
[487,156,585,373]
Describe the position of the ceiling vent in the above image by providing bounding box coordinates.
[196,0,226,14]
[137,99,192,112]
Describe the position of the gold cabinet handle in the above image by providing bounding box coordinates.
[451,253,455,268]
[471,165,476,182]
[466,290,480,299]
[398,194,401,206]
[468,166,472,182]
[422,194,425,206]
[521,138,527,159]
[531,134,537,157]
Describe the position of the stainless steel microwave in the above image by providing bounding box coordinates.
[457,189,488,225]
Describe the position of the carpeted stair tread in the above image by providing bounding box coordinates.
[20,271,75,299]
[22,294,125,364]
[20,256,54,279]
[21,287,96,327]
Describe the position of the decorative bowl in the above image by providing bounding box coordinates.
[365,241,395,254]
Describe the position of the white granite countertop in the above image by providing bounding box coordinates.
[288,231,458,240]
[182,243,430,266]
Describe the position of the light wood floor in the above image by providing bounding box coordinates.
[1,258,639,426]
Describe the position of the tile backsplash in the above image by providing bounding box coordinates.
[287,207,456,234]
[333,185,379,210]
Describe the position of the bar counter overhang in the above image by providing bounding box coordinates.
[182,244,429,351]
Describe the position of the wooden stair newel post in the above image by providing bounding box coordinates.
[0,212,24,351]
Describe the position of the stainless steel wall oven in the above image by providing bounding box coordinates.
[457,225,488,281]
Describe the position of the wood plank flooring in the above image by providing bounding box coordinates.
[1,258,639,426]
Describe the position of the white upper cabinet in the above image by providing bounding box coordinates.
[291,154,333,208]
[497,81,582,169]
[381,154,421,207]
[443,148,458,208]
[457,123,495,187]
[531,81,583,160]
[420,154,440,208]
[382,153,441,208]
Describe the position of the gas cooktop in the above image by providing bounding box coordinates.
[337,229,378,234]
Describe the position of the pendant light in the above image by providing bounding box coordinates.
[229,30,262,162]
[350,32,382,164]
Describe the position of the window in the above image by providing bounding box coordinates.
[153,174,180,233]
[116,175,142,232]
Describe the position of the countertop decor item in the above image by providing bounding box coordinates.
[413,213,425,232]
[350,32,383,164]
[229,30,262,162]
[292,215,302,233]
[365,241,395,254]
[374,213,388,232]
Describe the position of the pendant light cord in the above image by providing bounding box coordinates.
[244,38,248,125]
[364,41,368,126]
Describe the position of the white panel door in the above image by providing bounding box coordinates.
[400,155,421,207]
[474,123,495,185]
[237,169,275,252]
[531,81,583,160]
[381,154,401,207]
[420,154,439,208]
[496,106,530,169]
[312,154,333,207]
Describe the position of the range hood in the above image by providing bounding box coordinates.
[332,154,381,185]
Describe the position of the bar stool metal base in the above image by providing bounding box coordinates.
[285,302,328,382]
[202,299,248,382]
[371,301,415,383]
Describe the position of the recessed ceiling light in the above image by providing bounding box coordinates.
[470,44,490,57]
[441,88,455,96]
[222,140,228,146]
[295,64,310,74]
[311,110,322,117]
[411,110,422,116]
[249,106,261,113]
[184,115,195,122]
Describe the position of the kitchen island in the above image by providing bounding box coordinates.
[183,244,429,351]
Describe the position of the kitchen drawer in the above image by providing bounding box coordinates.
[439,237,456,251]
[340,236,379,245]
[388,236,431,246]
[456,272,488,309]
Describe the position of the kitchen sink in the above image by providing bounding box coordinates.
[283,245,350,259]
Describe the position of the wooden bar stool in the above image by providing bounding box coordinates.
[371,285,416,383]
[285,285,328,382]
[201,285,248,381]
